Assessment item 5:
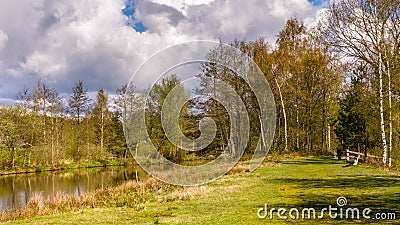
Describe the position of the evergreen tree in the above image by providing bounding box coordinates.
[68,80,91,160]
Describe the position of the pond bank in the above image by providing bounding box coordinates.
[0,164,147,212]
[0,159,137,176]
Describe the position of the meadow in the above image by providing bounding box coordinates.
[4,156,399,224]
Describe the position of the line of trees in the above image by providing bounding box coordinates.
[1,0,399,169]
[140,16,399,166]
[0,80,128,169]
[325,0,400,167]
[136,19,345,162]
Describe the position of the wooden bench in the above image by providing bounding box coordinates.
[345,149,380,165]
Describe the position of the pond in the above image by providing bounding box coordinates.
[0,166,147,211]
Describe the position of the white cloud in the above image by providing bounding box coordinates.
[20,52,66,78]
[0,30,8,50]
[0,97,16,106]
[146,0,215,16]
[0,0,322,100]
[136,0,316,42]
[0,0,141,94]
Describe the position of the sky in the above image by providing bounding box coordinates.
[0,0,328,105]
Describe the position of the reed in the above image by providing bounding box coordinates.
[0,178,171,222]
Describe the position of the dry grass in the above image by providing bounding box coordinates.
[227,161,280,175]
[163,186,211,201]
[0,161,281,223]
[161,161,281,202]
[0,178,171,222]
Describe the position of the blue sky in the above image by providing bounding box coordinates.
[309,0,328,6]
[122,1,148,32]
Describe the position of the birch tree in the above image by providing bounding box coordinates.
[93,89,109,152]
[325,0,400,166]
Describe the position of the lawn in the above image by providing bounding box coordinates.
[7,157,400,224]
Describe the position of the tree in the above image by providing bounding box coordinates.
[196,41,257,158]
[0,106,30,168]
[335,74,367,154]
[334,63,386,160]
[107,111,128,158]
[47,87,64,166]
[274,19,306,152]
[119,84,146,158]
[326,0,400,166]
[68,80,91,160]
[250,19,342,154]
[92,89,109,152]
[146,75,189,162]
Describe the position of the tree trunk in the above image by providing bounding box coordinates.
[51,114,54,166]
[327,123,331,153]
[259,116,267,151]
[321,98,326,155]
[55,116,59,161]
[308,105,313,153]
[101,108,104,152]
[275,77,288,152]
[296,102,299,151]
[11,146,16,169]
[387,61,393,168]
[379,53,388,167]
[43,105,47,147]
[86,118,90,155]
[76,109,80,161]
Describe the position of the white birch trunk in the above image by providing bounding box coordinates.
[275,77,288,151]
[387,61,393,167]
[327,123,331,153]
[379,52,388,167]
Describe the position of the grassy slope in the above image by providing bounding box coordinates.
[8,157,400,224]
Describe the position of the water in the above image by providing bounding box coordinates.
[0,166,147,211]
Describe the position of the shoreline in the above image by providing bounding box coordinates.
[0,159,138,176]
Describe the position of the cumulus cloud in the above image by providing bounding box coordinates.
[136,0,317,41]
[20,52,66,78]
[0,0,323,101]
[0,0,141,96]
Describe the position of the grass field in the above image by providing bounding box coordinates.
[6,157,400,224]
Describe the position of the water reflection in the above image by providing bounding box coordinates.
[0,166,147,211]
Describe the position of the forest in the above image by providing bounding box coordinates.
[0,0,399,170]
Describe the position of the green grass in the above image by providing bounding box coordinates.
[6,157,400,224]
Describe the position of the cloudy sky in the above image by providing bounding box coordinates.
[0,0,328,104]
